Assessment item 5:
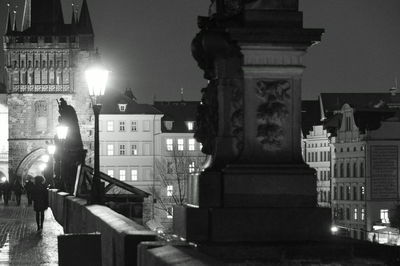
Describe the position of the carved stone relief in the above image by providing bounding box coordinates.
[229,79,244,153]
[255,80,290,151]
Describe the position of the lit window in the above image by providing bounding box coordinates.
[188,139,195,151]
[119,144,125,155]
[119,170,126,181]
[131,169,138,181]
[131,121,137,131]
[187,121,194,131]
[167,207,173,219]
[107,144,114,156]
[354,208,358,220]
[380,209,389,224]
[107,121,114,131]
[166,139,173,151]
[199,142,202,150]
[107,169,114,178]
[131,144,138,155]
[118,104,127,112]
[189,162,195,173]
[143,120,150,131]
[167,185,173,196]
[177,139,184,150]
[361,208,365,221]
[119,121,125,131]
[360,186,365,200]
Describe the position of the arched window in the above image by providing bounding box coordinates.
[34,101,47,132]
[12,71,19,84]
[49,69,55,84]
[353,162,357,177]
[346,163,350,177]
[34,69,41,84]
[56,69,62,85]
[360,162,364,177]
[41,69,48,84]
[20,70,27,84]
[27,70,34,85]
[340,163,344,177]
[63,69,69,84]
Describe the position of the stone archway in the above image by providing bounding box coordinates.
[15,148,47,182]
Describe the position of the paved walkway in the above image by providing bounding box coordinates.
[0,195,63,265]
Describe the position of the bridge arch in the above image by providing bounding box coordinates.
[15,148,48,181]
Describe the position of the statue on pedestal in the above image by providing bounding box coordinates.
[55,98,85,194]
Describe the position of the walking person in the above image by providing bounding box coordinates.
[32,176,49,231]
[13,179,23,206]
[2,181,11,206]
[25,177,34,205]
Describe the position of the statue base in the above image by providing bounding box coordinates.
[174,164,331,243]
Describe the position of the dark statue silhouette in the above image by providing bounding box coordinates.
[54,98,86,194]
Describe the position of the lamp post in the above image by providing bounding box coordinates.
[56,125,68,190]
[47,144,56,187]
[85,53,109,204]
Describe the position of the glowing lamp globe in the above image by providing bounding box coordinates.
[85,67,109,97]
[56,125,68,140]
[39,163,47,171]
[41,154,50,163]
[47,144,56,155]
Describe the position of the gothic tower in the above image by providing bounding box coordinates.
[3,0,95,180]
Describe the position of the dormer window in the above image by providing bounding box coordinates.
[164,121,173,130]
[186,121,194,131]
[118,104,127,112]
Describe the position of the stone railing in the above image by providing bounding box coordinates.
[48,189,156,266]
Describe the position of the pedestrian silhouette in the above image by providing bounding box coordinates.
[25,177,34,205]
[2,181,11,206]
[13,179,23,206]
[32,176,49,231]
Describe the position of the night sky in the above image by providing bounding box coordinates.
[1,0,400,103]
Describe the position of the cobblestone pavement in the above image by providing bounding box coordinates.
[0,195,63,265]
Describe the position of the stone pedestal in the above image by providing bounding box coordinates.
[174,0,327,245]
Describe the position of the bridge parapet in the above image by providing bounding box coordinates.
[48,189,156,266]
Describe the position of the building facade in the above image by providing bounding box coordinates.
[152,101,205,231]
[303,125,331,208]
[330,104,367,240]
[2,0,95,180]
[99,90,163,193]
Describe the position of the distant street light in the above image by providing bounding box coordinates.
[47,144,56,155]
[85,50,109,204]
[39,163,47,172]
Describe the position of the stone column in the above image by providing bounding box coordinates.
[174,0,330,243]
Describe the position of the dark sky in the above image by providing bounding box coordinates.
[1,0,400,103]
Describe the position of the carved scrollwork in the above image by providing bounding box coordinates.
[255,80,290,150]
[230,79,244,153]
[194,80,218,155]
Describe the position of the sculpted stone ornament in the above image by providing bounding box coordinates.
[255,80,290,151]
[194,81,218,155]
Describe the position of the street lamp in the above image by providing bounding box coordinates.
[56,125,68,190]
[56,125,68,141]
[85,52,109,204]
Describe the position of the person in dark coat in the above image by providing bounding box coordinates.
[13,180,23,206]
[25,177,34,205]
[32,176,49,231]
[2,181,11,206]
